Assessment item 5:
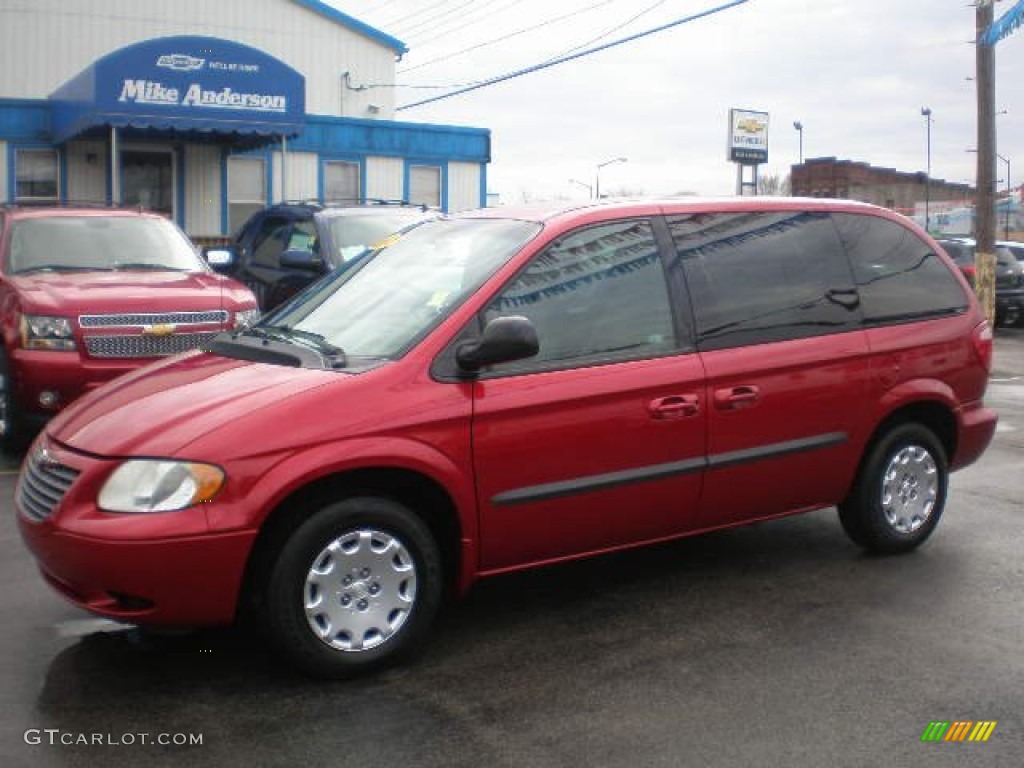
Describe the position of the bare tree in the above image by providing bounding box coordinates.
[757,172,791,196]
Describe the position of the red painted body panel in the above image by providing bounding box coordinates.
[697,329,872,527]
[472,353,707,571]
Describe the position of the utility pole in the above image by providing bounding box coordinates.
[975,1,997,326]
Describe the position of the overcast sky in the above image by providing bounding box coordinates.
[335,0,1024,203]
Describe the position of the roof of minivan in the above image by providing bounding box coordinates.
[460,196,886,225]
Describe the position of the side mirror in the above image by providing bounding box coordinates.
[456,316,539,373]
[204,246,237,272]
[280,248,325,272]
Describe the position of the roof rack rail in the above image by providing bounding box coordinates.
[273,197,428,211]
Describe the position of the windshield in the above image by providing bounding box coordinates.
[264,218,541,359]
[324,211,434,266]
[7,216,205,274]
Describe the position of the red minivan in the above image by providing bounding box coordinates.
[0,206,259,450]
[16,199,997,678]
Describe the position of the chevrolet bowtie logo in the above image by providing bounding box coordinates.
[143,324,177,337]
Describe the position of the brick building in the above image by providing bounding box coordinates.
[790,157,973,216]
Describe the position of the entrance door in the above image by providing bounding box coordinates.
[122,150,174,217]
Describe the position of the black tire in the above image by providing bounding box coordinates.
[838,423,948,554]
[264,497,442,679]
[0,350,26,455]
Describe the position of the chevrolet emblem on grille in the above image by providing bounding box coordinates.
[143,323,177,336]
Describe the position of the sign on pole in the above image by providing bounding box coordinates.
[727,108,769,165]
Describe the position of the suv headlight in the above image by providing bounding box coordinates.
[21,315,76,351]
[234,307,261,329]
[98,460,225,514]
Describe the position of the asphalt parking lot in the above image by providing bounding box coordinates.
[1,329,1022,768]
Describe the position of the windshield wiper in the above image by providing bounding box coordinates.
[248,324,347,367]
[111,262,184,271]
[16,265,113,274]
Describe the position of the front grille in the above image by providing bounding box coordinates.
[996,273,1024,289]
[79,310,229,328]
[17,450,80,523]
[84,332,220,358]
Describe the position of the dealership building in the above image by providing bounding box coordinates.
[0,0,490,239]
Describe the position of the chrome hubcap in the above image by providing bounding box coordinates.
[880,445,937,534]
[303,529,417,652]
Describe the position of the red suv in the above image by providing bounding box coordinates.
[16,199,997,678]
[0,206,259,450]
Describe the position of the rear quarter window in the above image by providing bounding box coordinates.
[832,213,968,323]
[668,210,859,351]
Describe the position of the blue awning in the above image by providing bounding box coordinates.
[50,36,305,144]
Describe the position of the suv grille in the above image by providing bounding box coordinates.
[17,449,80,523]
[996,273,1024,289]
[79,311,229,328]
[84,332,220,358]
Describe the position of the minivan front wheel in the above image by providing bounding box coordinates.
[265,497,442,679]
[838,424,948,554]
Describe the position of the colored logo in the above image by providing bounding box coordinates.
[156,54,205,72]
[921,721,997,742]
[736,118,766,134]
[142,324,177,337]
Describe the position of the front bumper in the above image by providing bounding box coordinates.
[15,439,257,627]
[995,289,1024,326]
[11,349,144,421]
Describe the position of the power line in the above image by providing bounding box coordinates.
[538,0,670,65]
[398,0,619,74]
[398,0,503,39]
[397,0,750,111]
[403,0,521,45]
[378,0,468,35]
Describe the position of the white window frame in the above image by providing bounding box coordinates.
[227,155,267,234]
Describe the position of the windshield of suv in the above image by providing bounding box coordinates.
[6,216,205,275]
[263,218,541,359]
[323,211,435,265]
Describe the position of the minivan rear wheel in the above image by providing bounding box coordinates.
[838,423,948,554]
[264,497,442,679]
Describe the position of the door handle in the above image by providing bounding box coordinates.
[648,394,700,419]
[713,385,760,410]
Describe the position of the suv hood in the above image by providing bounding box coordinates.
[12,270,244,314]
[48,351,339,456]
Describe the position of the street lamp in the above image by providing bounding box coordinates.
[595,157,627,200]
[568,178,593,199]
[793,121,804,164]
[921,107,933,231]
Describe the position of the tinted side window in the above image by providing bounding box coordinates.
[484,219,677,373]
[833,214,968,323]
[667,211,858,351]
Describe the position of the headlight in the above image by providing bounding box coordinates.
[98,460,225,514]
[234,307,261,329]
[21,315,76,351]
